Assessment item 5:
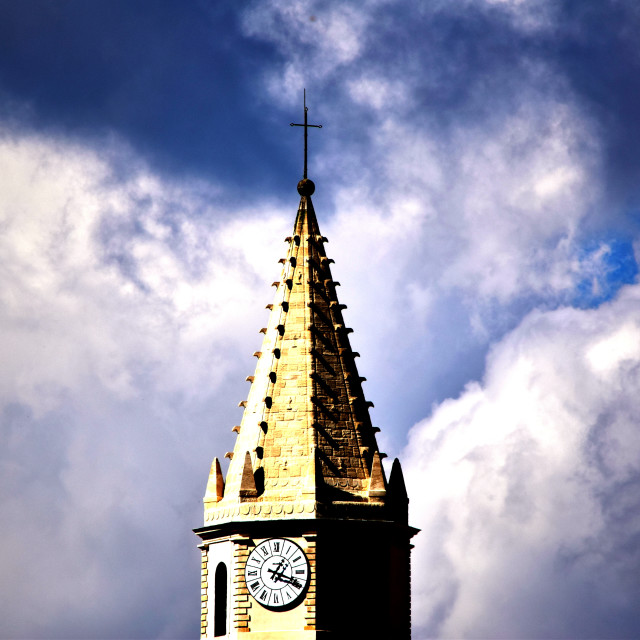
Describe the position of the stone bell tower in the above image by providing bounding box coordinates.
[194,97,418,639]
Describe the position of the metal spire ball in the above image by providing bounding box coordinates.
[297,178,315,196]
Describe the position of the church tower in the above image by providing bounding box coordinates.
[194,98,417,638]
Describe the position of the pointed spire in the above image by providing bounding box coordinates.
[203,183,404,526]
[368,451,387,498]
[239,452,258,498]
[204,457,225,504]
[389,458,409,524]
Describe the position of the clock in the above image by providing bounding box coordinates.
[244,538,310,609]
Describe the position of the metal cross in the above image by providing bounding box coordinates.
[290,89,322,180]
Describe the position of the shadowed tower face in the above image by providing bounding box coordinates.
[195,103,417,639]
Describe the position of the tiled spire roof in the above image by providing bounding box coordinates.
[204,185,408,525]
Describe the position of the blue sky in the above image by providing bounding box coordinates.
[2,1,640,638]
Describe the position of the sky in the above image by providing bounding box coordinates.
[1,0,640,638]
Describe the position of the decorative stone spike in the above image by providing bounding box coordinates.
[246,376,255,382]
[253,351,262,358]
[232,425,241,433]
[239,451,258,498]
[389,458,409,524]
[368,451,387,498]
[224,452,234,459]
[320,257,335,264]
[238,400,247,407]
[259,328,267,334]
[278,258,286,264]
[284,236,292,243]
[272,281,280,287]
[265,304,273,310]
[204,457,225,503]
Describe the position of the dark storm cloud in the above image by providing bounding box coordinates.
[0,0,295,193]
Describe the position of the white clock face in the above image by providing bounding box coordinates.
[245,538,310,609]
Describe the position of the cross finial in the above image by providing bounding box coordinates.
[290,89,322,180]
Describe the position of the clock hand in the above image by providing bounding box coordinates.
[267,560,287,582]
[272,571,302,589]
[266,561,303,589]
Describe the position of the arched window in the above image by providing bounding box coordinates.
[214,562,227,637]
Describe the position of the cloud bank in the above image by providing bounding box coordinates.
[0,128,291,638]
[405,283,640,638]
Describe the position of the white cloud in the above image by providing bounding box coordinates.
[404,284,640,638]
[0,129,292,411]
[464,0,558,33]
[0,128,291,637]
[319,93,603,432]
[347,75,411,112]
[242,0,370,102]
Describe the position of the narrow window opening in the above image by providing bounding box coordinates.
[214,562,227,637]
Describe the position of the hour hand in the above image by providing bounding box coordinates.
[267,561,286,582]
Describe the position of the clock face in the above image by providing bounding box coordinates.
[244,538,310,609]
